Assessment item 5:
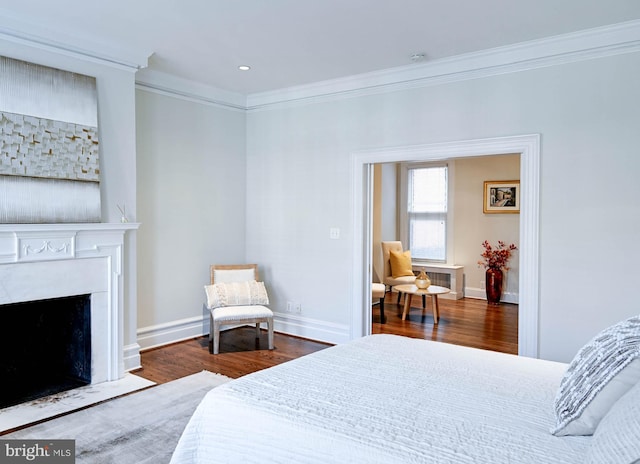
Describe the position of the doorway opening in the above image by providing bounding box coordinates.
[370,155,520,352]
[351,134,540,358]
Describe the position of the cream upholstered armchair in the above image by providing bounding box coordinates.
[205,264,274,355]
[381,241,416,304]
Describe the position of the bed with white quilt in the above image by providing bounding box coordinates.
[171,317,640,464]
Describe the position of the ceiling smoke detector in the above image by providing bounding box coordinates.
[410,53,426,63]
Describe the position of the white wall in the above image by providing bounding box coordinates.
[246,52,640,362]
[0,37,141,369]
[135,89,247,348]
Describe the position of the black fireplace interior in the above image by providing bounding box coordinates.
[1,294,91,409]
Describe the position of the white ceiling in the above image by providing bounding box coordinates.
[1,0,640,95]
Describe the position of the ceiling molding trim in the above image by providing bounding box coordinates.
[246,19,640,112]
[0,26,149,72]
[135,69,247,112]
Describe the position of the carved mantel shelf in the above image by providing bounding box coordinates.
[0,223,139,264]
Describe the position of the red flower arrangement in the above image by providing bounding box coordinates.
[478,240,518,270]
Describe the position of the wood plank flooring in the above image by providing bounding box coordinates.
[135,292,517,384]
[135,329,331,384]
[372,292,518,353]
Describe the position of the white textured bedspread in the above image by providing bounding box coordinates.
[170,335,590,463]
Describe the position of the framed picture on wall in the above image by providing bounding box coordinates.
[483,180,520,214]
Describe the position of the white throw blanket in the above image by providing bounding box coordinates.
[171,335,590,463]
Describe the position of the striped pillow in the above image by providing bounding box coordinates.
[204,281,269,309]
[551,315,640,436]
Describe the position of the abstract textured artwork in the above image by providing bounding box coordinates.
[0,111,99,181]
[0,56,100,223]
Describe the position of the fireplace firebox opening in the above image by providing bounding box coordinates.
[1,294,91,409]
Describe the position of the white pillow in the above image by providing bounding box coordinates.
[587,379,640,464]
[551,315,640,436]
[204,281,269,309]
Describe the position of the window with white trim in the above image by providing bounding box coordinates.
[403,164,448,262]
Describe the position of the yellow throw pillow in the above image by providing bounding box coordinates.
[389,250,413,278]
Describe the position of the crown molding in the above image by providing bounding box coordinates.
[12,15,635,112]
[246,19,640,111]
[0,9,149,72]
[135,69,246,112]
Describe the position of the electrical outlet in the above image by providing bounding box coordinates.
[480,280,486,290]
[286,301,293,312]
[295,303,302,313]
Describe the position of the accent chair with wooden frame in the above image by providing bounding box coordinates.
[206,264,274,355]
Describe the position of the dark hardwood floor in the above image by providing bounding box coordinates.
[135,292,517,384]
[372,292,518,354]
[135,329,331,384]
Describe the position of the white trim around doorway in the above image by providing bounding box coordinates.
[350,134,540,358]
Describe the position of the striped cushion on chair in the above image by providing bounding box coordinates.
[204,281,269,309]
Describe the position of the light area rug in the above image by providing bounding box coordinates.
[0,373,155,433]
[5,371,232,463]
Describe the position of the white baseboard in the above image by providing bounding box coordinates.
[273,312,350,345]
[135,291,519,352]
[137,315,207,351]
[136,311,350,351]
[123,343,141,371]
[465,287,519,304]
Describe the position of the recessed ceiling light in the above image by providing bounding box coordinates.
[238,65,251,71]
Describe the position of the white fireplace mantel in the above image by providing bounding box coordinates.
[0,223,139,264]
[0,222,139,384]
